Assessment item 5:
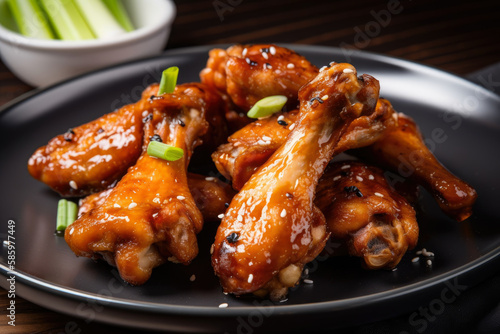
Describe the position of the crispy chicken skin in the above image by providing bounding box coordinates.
[212,63,380,299]
[78,174,236,223]
[316,162,419,269]
[200,44,319,112]
[213,98,397,190]
[27,85,158,197]
[65,83,224,285]
[186,174,236,222]
[357,113,477,222]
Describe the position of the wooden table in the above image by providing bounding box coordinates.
[1,0,499,332]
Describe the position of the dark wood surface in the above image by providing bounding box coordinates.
[1,0,499,333]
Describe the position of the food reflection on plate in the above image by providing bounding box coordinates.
[27,44,477,301]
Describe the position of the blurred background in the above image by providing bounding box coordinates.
[1,0,499,105]
[0,0,499,333]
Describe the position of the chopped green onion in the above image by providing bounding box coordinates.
[39,0,95,41]
[56,199,78,231]
[247,95,288,118]
[7,0,55,39]
[158,66,179,95]
[73,0,125,39]
[147,141,184,161]
[102,0,134,32]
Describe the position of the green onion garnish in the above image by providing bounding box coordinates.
[7,0,55,39]
[74,0,125,39]
[158,66,179,95]
[102,0,134,32]
[39,0,95,41]
[56,199,78,231]
[147,141,184,161]
[247,95,288,118]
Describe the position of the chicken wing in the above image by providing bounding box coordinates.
[315,161,419,269]
[28,83,227,197]
[213,98,396,190]
[65,83,224,285]
[27,86,155,197]
[356,113,477,221]
[200,44,319,113]
[78,173,236,223]
[212,63,380,299]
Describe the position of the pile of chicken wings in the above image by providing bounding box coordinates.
[28,44,477,300]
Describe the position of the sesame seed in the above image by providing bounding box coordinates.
[280,209,287,218]
[356,176,363,182]
[329,61,336,66]
[69,180,78,190]
[333,176,341,181]
[277,115,285,121]
[177,196,185,200]
[287,63,295,69]
[319,66,328,72]
[303,279,314,284]
[248,274,254,283]
[368,175,374,180]
[219,303,228,308]
[128,202,137,209]
[237,215,243,222]
[374,192,384,198]
[427,259,432,266]
[321,95,329,100]
[190,274,196,282]
[269,46,276,55]
[286,192,293,199]
[289,123,296,131]
[304,268,309,275]
[218,213,225,219]
[242,48,247,56]
[412,257,420,263]
[343,68,354,73]
[262,135,272,141]
[262,52,269,60]
[392,267,398,271]
[205,177,215,181]
[341,165,351,170]
[69,227,74,235]
[416,250,422,255]
[422,249,434,257]
[210,243,215,254]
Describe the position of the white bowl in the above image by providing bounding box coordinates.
[0,0,176,87]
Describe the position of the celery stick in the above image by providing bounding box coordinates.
[102,0,134,32]
[6,0,55,39]
[39,0,95,40]
[73,0,125,39]
[0,0,19,33]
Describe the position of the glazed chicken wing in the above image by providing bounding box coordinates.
[200,44,319,112]
[27,85,157,197]
[315,161,419,269]
[28,83,226,197]
[213,98,396,190]
[356,113,477,221]
[65,83,224,285]
[212,63,380,299]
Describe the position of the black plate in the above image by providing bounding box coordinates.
[1,45,500,333]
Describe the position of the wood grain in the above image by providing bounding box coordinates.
[1,0,499,332]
